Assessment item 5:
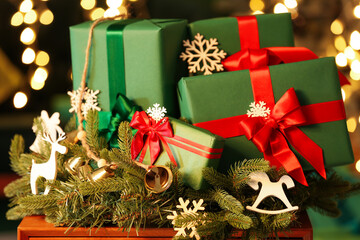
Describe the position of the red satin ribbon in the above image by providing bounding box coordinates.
[130,111,223,166]
[222,16,349,86]
[194,67,346,186]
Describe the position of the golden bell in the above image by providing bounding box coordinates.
[65,157,84,175]
[89,165,116,181]
[77,164,93,181]
[144,166,173,193]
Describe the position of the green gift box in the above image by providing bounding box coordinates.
[135,117,225,190]
[188,13,294,56]
[178,57,354,177]
[70,19,187,117]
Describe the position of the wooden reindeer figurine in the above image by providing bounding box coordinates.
[246,172,299,214]
[30,132,67,195]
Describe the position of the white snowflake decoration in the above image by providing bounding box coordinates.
[30,110,64,153]
[146,103,167,122]
[167,197,205,240]
[180,33,227,75]
[247,101,271,118]
[67,87,101,118]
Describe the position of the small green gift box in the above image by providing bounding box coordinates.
[178,57,353,184]
[188,13,294,56]
[130,112,225,190]
[70,19,187,117]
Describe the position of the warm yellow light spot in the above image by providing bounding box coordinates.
[104,8,120,18]
[33,67,48,83]
[350,31,360,50]
[354,5,360,18]
[20,0,33,13]
[341,88,346,101]
[335,53,347,67]
[13,92,28,109]
[274,3,289,13]
[11,12,24,26]
[20,27,36,45]
[81,0,96,10]
[347,117,357,133]
[249,0,265,11]
[355,160,360,173]
[39,9,54,25]
[334,36,346,51]
[106,0,123,8]
[24,9,37,24]
[90,8,105,20]
[252,10,264,15]
[22,48,36,64]
[35,51,50,66]
[30,76,45,90]
[350,70,360,81]
[284,0,297,9]
[344,46,356,60]
[351,60,360,74]
[330,19,343,35]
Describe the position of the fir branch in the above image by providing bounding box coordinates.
[85,110,106,152]
[211,188,244,215]
[272,212,294,229]
[225,212,253,230]
[64,114,77,133]
[229,159,270,190]
[9,134,25,175]
[109,149,146,180]
[18,194,59,209]
[117,121,133,160]
[203,167,232,190]
[4,176,31,198]
[6,206,42,220]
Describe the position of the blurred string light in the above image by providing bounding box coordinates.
[13,92,28,109]
[354,5,360,18]
[284,0,297,9]
[330,19,344,35]
[334,36,347,51]
[274,3,289,13]
[336,52,347,67]
[10,0,54,102]
[249,0,265,12]
[350,31,360,50]
[347,117,357,133]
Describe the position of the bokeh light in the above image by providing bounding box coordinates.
[40,9,54,25]
[350,70,360,81]
[334,36,347,51]
[11,12,24,26]
[330,19,343,35]
[24,9,37,24]
[274,3,289,13]
[347,117,357,133]
[20,27,36,45]
[104,8,120,18]
[284,0,298,9]
[106,0,123,8]
[81,0,96,10]
[354,5,360,18]
[19,0,33,13]
[351,59,360,74]
[13,92,28,109]
[22,47,36,64]
[35,51,50,66]
[335,53,347,67]
[350,31,360,50]
[91,8,105,20]
[344,46,356,60]
[249,0,265,12]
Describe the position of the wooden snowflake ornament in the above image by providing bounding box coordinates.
[246,172,299,215]
[180,33,227,75]
[167,197,205,240]
[68,87,101,117]
[247,101,271,118]
[146,103,167,122]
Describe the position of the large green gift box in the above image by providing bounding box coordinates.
[178,57,354,178]
[132,116,225,190]
[70,19,187,117]
[188,13,294,56]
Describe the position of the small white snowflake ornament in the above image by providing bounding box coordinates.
[167,197,205,240]
[247,101,271,118]
[30,110,64,153]
[180,33,227,75]
[68,87,101,118]
[146,103,167,122]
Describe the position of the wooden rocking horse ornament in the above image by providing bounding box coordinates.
[30,132,67,195]
[246,172,299,215]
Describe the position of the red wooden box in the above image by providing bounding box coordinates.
[18,214,312,240]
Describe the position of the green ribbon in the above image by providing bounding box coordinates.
[99,93,141,148]
[106,19,140,98]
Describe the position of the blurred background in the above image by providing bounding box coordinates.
[0,0,360,239]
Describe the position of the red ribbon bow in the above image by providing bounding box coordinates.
[240,88,326,186]
[221,16,349,86]
[130,111,177,166]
